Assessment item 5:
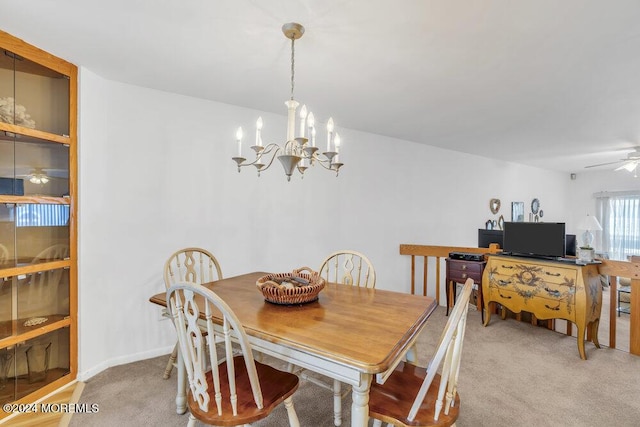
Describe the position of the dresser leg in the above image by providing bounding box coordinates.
[591,319,601,348]
[483,301,492,326]
[577,325,587,360]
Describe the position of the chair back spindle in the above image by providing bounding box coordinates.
[164,247,223,289]
[319,250,376,288]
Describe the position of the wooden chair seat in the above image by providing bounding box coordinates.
[188,356,299,426]
[369,279,473,427]
[369,361,459,427]
[167,282,300,427]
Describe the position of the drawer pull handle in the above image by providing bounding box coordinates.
[461,273,467,279]
[461,265,467,270]
[545,303,561,311]
[498,280,512,286]
[498,292,512,299]
[544,287,561,297]
[501,265,514,269]
[545,271,561,277]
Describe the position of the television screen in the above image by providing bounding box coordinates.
[478,229,503,248]
[503,222,566,258]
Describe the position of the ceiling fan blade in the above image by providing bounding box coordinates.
[615,161,638,172]
[584,160,622,168]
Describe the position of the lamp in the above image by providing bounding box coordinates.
[578,214,602,249]
[232,23,344,181]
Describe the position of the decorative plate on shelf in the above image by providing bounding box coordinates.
[531,198,540,214]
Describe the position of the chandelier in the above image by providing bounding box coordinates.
[232,23,344,181]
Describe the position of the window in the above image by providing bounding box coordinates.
[596,191,640,260]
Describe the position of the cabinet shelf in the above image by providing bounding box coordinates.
[0,123,70,145]
[0,195,70,205]
[0,315,70,348]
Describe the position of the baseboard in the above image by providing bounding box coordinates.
[77,345,174,381]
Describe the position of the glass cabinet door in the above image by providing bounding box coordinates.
[0,268,69,339]
[0,133,69,198]
[0,203,70,267]
[0,49,70,136]
[5,328,70,403]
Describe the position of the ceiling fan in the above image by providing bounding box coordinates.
[584,146,640,176]
[16,167,67,184]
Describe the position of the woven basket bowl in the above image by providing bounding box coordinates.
[256,267,325,305]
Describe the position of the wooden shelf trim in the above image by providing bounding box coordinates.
[0,195,70,204]
[0,259,71,277]
[0,122,71,144]
[0,29,76,77]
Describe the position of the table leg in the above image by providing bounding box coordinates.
[176,348,187,414]
[351,374,372,427]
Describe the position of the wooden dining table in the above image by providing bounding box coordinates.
[149,272,437,427]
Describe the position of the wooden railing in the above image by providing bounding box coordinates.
[399,244,501,303]
[399,245,640,356]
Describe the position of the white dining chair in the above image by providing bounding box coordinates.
[318,250,376,289]
[162,247,223,379]
[369,278,473,427]
[166,282,300,427]
[303,250,376,426]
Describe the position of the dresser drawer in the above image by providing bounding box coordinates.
[537,282,576,303]
[524,293,574,320]
[448,269,483,283]
[446,260,485,283]
[487,284,574,320]
[490,260,577,285]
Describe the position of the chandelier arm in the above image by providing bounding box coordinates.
[254,143,282,171]
[237,143,282,168]
[313,158,335,170]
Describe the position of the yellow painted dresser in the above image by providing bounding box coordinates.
[482,255,602,359]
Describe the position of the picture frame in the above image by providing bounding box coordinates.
[511,202,524,222]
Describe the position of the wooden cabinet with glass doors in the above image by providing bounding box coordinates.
[0,29,77,415]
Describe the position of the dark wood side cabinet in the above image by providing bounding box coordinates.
[446,258,486,322]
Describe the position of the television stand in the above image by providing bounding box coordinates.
[482,254,602,359]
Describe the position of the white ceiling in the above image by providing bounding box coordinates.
[3,0,640,174]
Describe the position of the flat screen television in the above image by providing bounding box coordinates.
[503,222,566,259]
[478,229,503,248]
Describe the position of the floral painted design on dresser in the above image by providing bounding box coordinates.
[487,263,577,313]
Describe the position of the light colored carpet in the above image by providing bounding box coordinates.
[70,306,640,426]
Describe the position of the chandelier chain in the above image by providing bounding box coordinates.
[290,37,295,101]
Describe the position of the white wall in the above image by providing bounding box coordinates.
[77,67,574,379]
[566,169,640,252]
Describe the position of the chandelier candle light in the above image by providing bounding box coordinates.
[232,23,344,181]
